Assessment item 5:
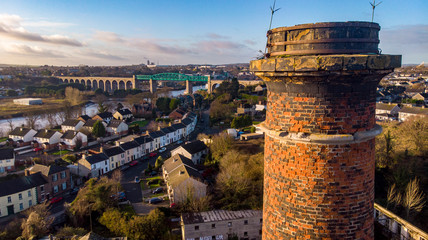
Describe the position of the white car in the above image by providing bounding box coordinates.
[159,147,167,153]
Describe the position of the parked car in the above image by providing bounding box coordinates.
[111,192,126,201]
[33,147,43,152]
[176,140,183,144]
[69,187,79,195]
[129,160,138,166]
[49,196,63,204]
[120,165,130,171]
[149,171,158,176]
[149,197,163,204]
[152,187,163,194]
[135,176,140,183]
[159,147,167,153]
[149,152,157,157]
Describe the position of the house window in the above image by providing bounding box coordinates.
[194,225,199,231]
[244,232,248,236]
[228,222,232,227]
[244,220,248,225]
[7,196,11,203]
[121,154,124,158]
[28,190,31,197]
[127,151,129,154]
[53,185,59,193]
[19,203,23,210]
[211,224,215,229]
[112,163,114,168]
[18,193,22,200]
[62,182,67,190]
[6,159,10,163]
[212,236,216,240]
[61,171,66,179]
[52,174,58,182]
[40,185,44,192]
[29,200,32,207]
[105,160,107,165]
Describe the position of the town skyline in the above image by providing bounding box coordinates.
[0,0,427,66]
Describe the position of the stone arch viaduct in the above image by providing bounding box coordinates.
[57,75,262,94]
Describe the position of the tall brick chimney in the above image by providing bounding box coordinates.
[250,22,401,239]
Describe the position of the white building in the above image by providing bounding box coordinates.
[171,140,208,165]
[77,153,110,178]
[33,129,62,150]
[0,148,15,173]
[13,98,43,105]
[60,131,88,150]
[9,127,37,146]
[61,119,84,132]
[398,106,428,122]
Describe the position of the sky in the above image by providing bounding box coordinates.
[0,0,426,66]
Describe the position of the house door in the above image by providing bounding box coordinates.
[7,205,14,215]
[116,162,118,168]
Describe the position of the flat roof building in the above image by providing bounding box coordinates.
[13,98,43,105]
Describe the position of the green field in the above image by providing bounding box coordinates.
[0,137,8,142]
[129,120,149,128]
[51,150,71,155]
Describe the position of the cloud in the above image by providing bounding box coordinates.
[244,39,257,46]
[0,13,83,47]
[132,39,194,55]
[4,44,65,58]
[22,20,75,28]
[206,33,229,39]
[196,40,246,53]
[380,24,428,63]
[93,31,125,43]
[80,50,125,60]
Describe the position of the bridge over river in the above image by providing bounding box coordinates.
[57,73,262,94]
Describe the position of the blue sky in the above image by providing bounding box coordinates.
[0,0,426,66]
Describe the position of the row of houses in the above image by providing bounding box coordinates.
[0,164,71,217]
[74,112,198,178]
[376,103,428,121]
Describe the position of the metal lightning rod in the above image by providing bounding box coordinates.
[370,0,383,22]
[265,0,281,57]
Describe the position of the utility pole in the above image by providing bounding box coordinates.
[370,0,383,22]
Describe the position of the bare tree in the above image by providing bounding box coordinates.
[45,112,59,129]
[6,117,14,133]
[21,202,53,239]
[386,184,401,210]
[65,87,84,106]
[403,178,426,219]
[25,114,40,130]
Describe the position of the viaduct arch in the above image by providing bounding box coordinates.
[57,76,137,93]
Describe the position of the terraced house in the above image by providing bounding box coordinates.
[0,148,15,173]
[27,164,71,201]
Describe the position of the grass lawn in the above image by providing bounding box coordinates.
[129,120,149,128]
[145,176,163,189]
[51,150,71,155]
[0,137,7,142]
[252,121,261,125]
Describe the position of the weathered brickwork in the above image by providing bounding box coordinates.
[263,135,375,239]
[264,80,378,134]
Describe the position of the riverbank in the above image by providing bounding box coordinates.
[0,98,86,119]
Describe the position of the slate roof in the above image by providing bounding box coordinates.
[29,164,68,176]
[9,127,33,137]
[116,108,132,116]
[400,106,428,115]
[181,118,192,126]
[0,172,47,197]
[84,119,98,127]
[171,123,186,130]
[84,153,108,164]
[61,119,82,127]
[79,115,91,121]
[0,148,14,160]
[34,129,59,139]
[120,141,139,151]
[107,119,124,128]
[163,154,195,174]
[180,140,207,154]
[161,126,175,134]
[182,210,262,225]
[376,103,399,111]
[149,131,165,139]
[61,130,79,140]
[168,164,204,188]
[134,135,153,145]
[94,112,113,119]
[103,146,124,157]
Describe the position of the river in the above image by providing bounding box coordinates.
[0,85,207,136]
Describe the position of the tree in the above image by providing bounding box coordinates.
[21,203,53,239]
[92,120,106,138]
[55,226,87,239]
[402,178,426,219]
[400,116,428,155]
[6,117,14,133]
[65,87,84,106]
[24,114,40,129]
[44,112,59,129]
[155,156,164,170]
[6,89,18,96]
[210,133,234,161]
[99,208,127,236]
[156,97,171,113]
[386,184,401,210]
[94,88,104,95]
[169,98,180,110]
[250,126,256,133]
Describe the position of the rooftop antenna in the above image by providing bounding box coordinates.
[265,0,281,57]
[370,0,382,22]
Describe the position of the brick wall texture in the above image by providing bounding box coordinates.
[262,77,381,240]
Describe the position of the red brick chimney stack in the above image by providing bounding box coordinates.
[250,22,401,239]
